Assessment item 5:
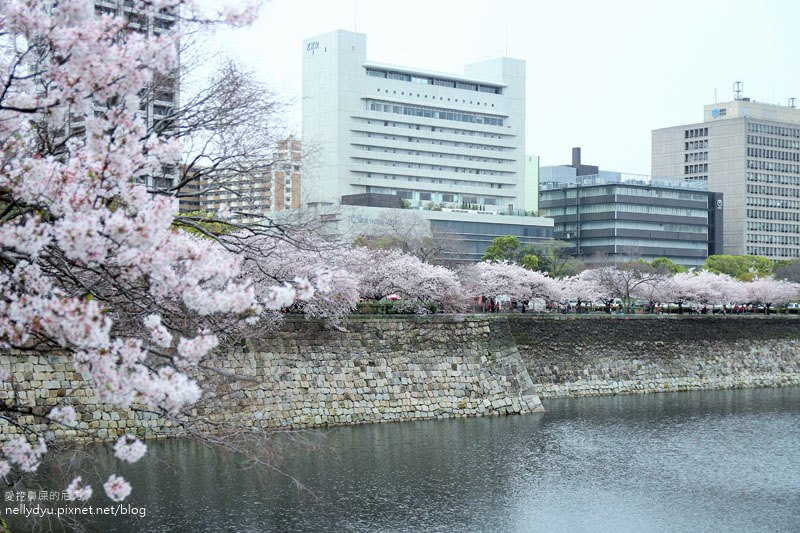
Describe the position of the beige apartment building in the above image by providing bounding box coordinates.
[180,138,302,221]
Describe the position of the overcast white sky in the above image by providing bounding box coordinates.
[205,0,800,175]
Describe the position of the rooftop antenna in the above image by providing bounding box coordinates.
[734,81,743,101]
[790,97,797,109]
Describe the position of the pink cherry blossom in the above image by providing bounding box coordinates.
[2,438,47,473]
[461,261,558,303]
[176,333,219,366]
[66,477,93,501]
[48,406,79,427]
[103,475,132,502]
[113,436,147,464]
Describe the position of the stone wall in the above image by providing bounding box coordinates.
[0,316,543,441]
[3,315,800,442]
[507,315,800,397]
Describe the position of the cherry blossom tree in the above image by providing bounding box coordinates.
[355,249,464,313]
[586,263,665,313]
[631,273,676,313]
[744,277,800,314]
[461,261,558,310]
[0,0,317,505]
[241,234,361,324]
[558,271,605,312]
[672,271,744,312]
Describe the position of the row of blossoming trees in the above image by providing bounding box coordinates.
[253,242,800,318]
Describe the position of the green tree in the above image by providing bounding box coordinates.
[482,235,522,262]
[649,257,687,274]
[519,253,539,271]
[536,240,580,277]
[482,236,579,275]
[774,259,800,283]
[173,210,235,238]
[702,254,773,280]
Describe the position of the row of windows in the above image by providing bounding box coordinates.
[615,186,704,199]
[746,196,800,209]
[360,174,513,192]
[375,88,497,108]
[358,158,510,178]
[685,152,708,162]
[746,172,800,186]
[366,100,505,127]
[151,177,173,189]
[685,128,708,138]
[361,132,511,151]
[685,140,708,150]
[747,159,800,174]
[579,237,707,250]
[365,68,503,94]
[361,145,508,165]
[746,184,800,198]
[685,164,708,174]
[359,119,510,143]
[355,133,511,155]
[367,186,506,207]
[545,203,707,218]
[430,221,551,240]
[747,147,800,162]
[541,186,708,202]
[747,122,800,139]
[747,209,800,221]
[556,221,707,235]
[205,197,274,206]
[95,6,175,32]
[747,135,800,150]
[747,221,800,234]
[746,246,800,258]
[747,233,800,245]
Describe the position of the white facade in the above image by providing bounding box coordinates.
[302,30,527,213]
[653,99,800,259]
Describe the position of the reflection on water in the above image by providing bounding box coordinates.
[10,387,800,532]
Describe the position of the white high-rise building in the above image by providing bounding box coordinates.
[653,97,800,259]
[302,30,528,213]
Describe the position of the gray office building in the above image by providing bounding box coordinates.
[540,149,723,267]
[653,95,800,259]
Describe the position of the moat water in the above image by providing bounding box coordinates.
[11,387,800,532]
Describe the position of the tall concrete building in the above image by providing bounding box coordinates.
[301,30,527,213]
[653,96,800,259]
